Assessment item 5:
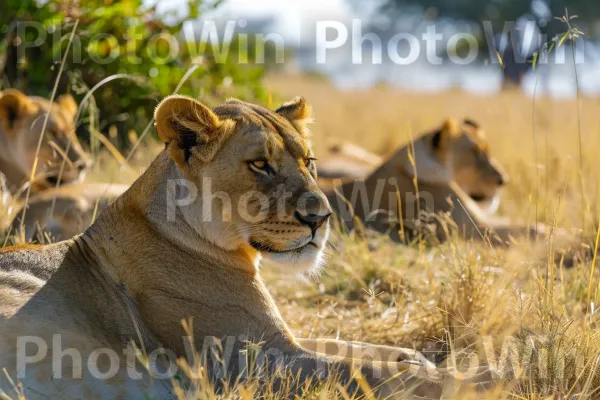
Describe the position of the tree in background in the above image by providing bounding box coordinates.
[0,0,269,151]
[352,0,599,87]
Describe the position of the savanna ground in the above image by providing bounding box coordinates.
[2,74,600,399]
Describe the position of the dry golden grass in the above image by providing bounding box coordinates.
[2,74,600,398]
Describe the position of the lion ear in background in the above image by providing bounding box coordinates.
[275,96,313,137]
[0,89,36,134]
[462,118,480,129]
[154,95,226,167]
[462,118,487,143]
[432,118,459,152]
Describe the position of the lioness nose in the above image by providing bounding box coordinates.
[294,211,332,235]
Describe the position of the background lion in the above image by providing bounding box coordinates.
[319,118,509,215]
[0,89,90,194]
[324,118,582,265]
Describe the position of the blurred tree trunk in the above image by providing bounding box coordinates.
[500,22,547,89]
[501,42,530,89]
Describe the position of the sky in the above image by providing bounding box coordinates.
[208,0,351,20]
[150,0,354,44]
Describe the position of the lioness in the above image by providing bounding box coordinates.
[1,96,490,398]
[319,119,509,214]
[325,119,577,250]
[0,90,130,242]
[0,89,91,193]
[8,183,129,243]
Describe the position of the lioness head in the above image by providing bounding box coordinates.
[393,118,508,212]
[154,95,331,274]
[320,118,508,214]
[0,89,91,194]
[452,119,508,213]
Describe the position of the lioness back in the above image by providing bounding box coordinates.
[0,240,170,399]
[0,241,110,333]
[0,242,73,317]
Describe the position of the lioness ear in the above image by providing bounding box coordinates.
[462,117,486,139]
[154,95,223,167]
[0,89,35,133]
[432,118,459,151]
[57,94,78,121]
[275,96,313,136]
[463,118,479,129]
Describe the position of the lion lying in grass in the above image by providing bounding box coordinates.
[0,89,90,193]
[0,95,495,399]
[319,119,508,215]
[0,89,128,242]
[324,119,581,261]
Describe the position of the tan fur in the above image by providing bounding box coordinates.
[319,119,509,214]
[0,96,487,398]
[0,89,91,194]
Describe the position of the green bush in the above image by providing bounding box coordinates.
[0,0,269,150]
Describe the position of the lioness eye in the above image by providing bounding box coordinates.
[251,160,266,169]
[305,158,316,168]
[249,160,270,175]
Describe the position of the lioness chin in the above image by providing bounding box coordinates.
[0,96,484,399]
